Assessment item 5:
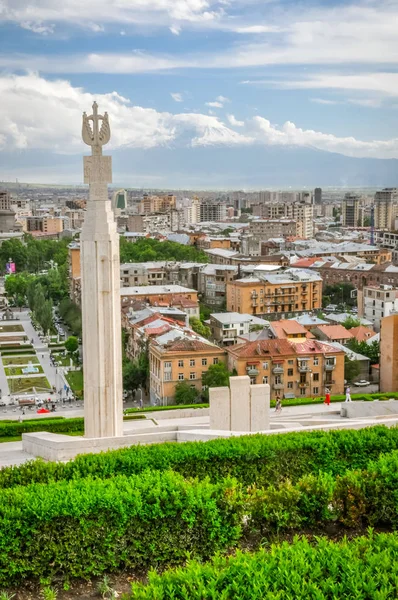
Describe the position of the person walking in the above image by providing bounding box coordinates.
[345,385,352,403]
[275,395,282,413]
[324,387,331,406]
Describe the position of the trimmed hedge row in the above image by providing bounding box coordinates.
[0,349,36,356]
[129,532,398,599]
[0,471,241,587]
[1,425,398,489]
[125,403,209,414]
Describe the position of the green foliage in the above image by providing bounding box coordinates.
[342,315,361,329]
[58,298,81,337]
[323,283,356,307]
[199,303,212,322]
[344,355,361,383]
[174,381,200,405]
[0,472,241,587]
[64,336,78,354]
[202,363,231,400]
[120,237,208,264]
[123,352,149,394]
[41,587,57,600]
[0,237,71,274]
[2,425,398,490]
[129,533,398,598]
[347,338,380,365]
[189,316,211,339]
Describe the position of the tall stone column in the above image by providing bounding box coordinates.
[80,102,123,438]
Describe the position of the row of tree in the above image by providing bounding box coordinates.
[0,236,71,275]
[120,237,209,264]
[27,281,53,336]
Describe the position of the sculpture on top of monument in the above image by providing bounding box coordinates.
[82,101,111,155]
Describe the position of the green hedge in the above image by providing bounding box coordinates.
[129,532,398,599]
[0,344,33,352]
[0,350,36,356]
[2,425,398,489]
[0,472,241,587]
[125,403,209,414]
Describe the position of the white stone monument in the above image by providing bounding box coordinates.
[209,375,270,432]
[80,102,123,438]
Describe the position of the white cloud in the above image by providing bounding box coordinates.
[87,22,105,33]
[216,95,230,103]
[0,73,248,153]
[310,98,341,105]
[235,25,283,34]
[227,114,244,127]
[20,21,55,35]
[206,101,223,108]
[171,92,183,102]
[170,25,181,35]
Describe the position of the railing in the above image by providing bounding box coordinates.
[325,363,336,371]
[298,365,312,373]
[299,382,309,388]
[246,367,259,376]
[272,366,284,374]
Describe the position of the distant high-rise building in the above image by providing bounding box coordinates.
[374,188,398,230]
[200,203,227,222]
[342,193,360,227]
[314,188,322,205]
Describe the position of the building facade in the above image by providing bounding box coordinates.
[374,188,398,230]
[380,314,398,392]
[342,193,360,227]
[358,285,398,332]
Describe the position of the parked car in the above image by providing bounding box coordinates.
[353,380,370,387]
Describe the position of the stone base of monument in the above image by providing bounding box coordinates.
[341,400,398,419]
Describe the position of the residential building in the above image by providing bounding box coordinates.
[380,314,398,392]
[300,260,398,289]
[358,284,398,332]
[128,213,171,234]
[374,188,398,230]
[140,194,176,214]
[198,264,238,307]
[311,324,353,345]
[0,190,11,210]
[342,193,360,227]
[314,188,322,205]
[269,319,313,343]
[226,269,323,318]
[227,338,345,399]
[149,331,226,405]
[210,312,269,346]
[324,341,370,381]
[349,325,376,343]
[200,202,227,222]
[25,215,64,234]
[286,202,314,238]
[288,314,329,330]
[203,248,239,265]
[120,285,199,318]
[249,219,299,240]
[182,197,201,225]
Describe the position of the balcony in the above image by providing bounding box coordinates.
[252,301,258,307]
[299,381,309,388]
[325,363,336,371]
[298,363,311,373]
[251,292,258,299]
[273,383,284,390]
[246,366,259,376]
[272,365,284,374]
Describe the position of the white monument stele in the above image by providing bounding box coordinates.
[81,102,123,438]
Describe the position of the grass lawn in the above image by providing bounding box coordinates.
[65,370,83,398]
[2,355,39,366]
[0,336,27,343]
[7,376,51,394]
[5,365,44,377]
[0,324,24,333]
[53,353,73,367]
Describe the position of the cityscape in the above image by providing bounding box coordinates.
[2,0,398,598]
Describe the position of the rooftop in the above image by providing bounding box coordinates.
[210,312,269,326]
[121,285,197,296]
[315,324,353,340]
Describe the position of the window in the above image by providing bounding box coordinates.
[313,373,319,382]
[250,377,256,385]
[313,358,319,366]
[164,361,171,369]
[287,369,293,376]
[262,362,269,370]
[288,360,294,365]
[300,388,306,396]
[178,360,184,367]
[190,372,196,380]
[262,376,268,384]
[190,359,195,367]
[313,387,319,395]
[213,358,219,365]
[178,373,184,380]
[202,358,207,366]
[287,381,293,389]
[164,372,171,382]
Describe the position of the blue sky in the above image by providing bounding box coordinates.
[1,0,398,187]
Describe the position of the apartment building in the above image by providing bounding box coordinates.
[25,215,64,234]
[198,264,238,307]
[358,284,398,332]
[226,269,323,318]
[311,324,353,344]
[374,188,398,230]
[200,202,227,222]
[298,260,398,290]
[249,219,299,240]
[342,194,361,227]
[120,285,199,318]
[227,338,345,399]
[128,213,172,234]
[210,312,269,346]
[0,190,11,210]
[380,314,398,392]
[149,331,226,405]
[140,194,176,214]
[286,202,314,239]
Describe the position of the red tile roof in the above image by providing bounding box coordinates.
[229,338,296,358]
[315,324,353,341]
[349,325,376,342]
[271,319,310,338]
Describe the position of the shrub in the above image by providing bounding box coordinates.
[247,480,302,534]
[2,425,398,489]
[0,472,241,587]
[128,533,398,599]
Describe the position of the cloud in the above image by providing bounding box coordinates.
[235,25,283,34]
[0,73,249,153]
[216,95,230,103]
[171,92,183,102]
[87,22,105,33]
[169,25,181,35]
[206,101,223,108]
[20,21,55,35]
[310,98,341,105]
[267,73,398,97]
[227,114,244,127]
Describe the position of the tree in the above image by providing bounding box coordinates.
[202,362,231,400]
[189,316,211,339]
[347,338,380,365]
[4,272,32,304]
[65,336,79,353]
[344,356,361,383]
[122,352,149,394]
[342,316,361,330]
[40,299,53,336]
[323,283,356,308]
[174,381,200,405]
